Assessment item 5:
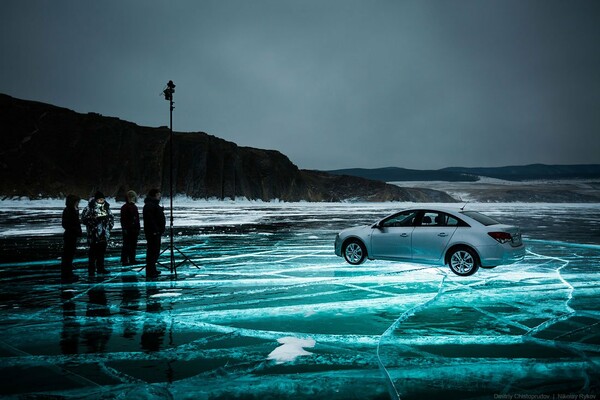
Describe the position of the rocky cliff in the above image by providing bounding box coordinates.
[0,94,455,202]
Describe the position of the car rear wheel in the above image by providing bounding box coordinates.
[447,247,479,276]
[343,240,366,265]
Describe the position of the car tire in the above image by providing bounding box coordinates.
[343,240,366,265]
[447,247,479,276]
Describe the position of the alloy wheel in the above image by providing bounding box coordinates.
[344,242,364,264]
[450,250,474,274]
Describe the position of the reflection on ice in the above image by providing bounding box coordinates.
[0,201,599,398]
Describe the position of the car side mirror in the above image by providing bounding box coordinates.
[373,222,383,230]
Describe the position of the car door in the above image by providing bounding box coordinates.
[370,210,417,260]
[411,211,458,263]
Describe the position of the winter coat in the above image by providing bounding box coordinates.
[120,202,140,234]
[143,197,166,237]
[81,198,115,244]
[62,207,82,237]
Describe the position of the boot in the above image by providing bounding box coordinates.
[61,273,80,283]
[146,268,161,279]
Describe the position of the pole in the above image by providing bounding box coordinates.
[169,97,176,277]
[157,80,201,275]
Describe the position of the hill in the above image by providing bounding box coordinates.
[443,165,600,181]
[328,165,600,182]
[326,167,478,182]
[0,94,455,202]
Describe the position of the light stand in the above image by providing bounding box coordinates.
[158,80,200,277]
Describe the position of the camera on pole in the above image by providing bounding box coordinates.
[163,80,175,101]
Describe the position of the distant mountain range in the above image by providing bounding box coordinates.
[0,94,455,202]
[327,164,600,182]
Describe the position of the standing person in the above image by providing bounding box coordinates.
[81,191,114,275]
[120,190,140,266]
[61,194,82,282]
[143,188,165,279]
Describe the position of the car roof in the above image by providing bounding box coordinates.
[386,206,484,224]
[393,206,465,214]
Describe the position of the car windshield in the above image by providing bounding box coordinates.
[461,211,500,226]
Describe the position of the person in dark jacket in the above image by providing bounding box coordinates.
[81,191,114,275]
[143,188,165,279]
[61,194,82,282]
[120,190,140,266]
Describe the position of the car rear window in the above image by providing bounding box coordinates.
[460,211,500,226]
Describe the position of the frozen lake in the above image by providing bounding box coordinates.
[1,200,600,399]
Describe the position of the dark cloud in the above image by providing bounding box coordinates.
[1,0,598,170]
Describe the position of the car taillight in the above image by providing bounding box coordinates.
[488,232,512,244]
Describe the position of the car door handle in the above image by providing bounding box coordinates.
[400,233,409,237]
[438,233,448,237]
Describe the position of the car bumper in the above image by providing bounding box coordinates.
[478,243,526,267]
[334,234,342,257]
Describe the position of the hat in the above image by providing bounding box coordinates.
[147,188,161,198]
[65,194,81,208]
[94,191,105,200]
[126,190,138,202]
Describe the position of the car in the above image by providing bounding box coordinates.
[334,207,525,276]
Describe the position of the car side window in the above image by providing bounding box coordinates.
[381,211,417,228]
[421,212,437,226]
[419,212,460,227]
[446,215,459,226]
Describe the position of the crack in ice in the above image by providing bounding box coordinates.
[376,270,447,400]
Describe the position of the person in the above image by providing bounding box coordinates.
[143,188,165,279]
[61,194,82,282]
[120,190,141,266]
[81,191,114,275]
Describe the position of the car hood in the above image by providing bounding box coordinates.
[339,225,372,237]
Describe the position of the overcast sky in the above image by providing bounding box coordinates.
[1,1,599,170]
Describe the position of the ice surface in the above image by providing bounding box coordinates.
[0,200,599,399]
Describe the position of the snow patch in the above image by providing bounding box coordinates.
[267,336,316,364]
[150,292,182,298]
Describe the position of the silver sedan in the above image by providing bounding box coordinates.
[334,207,525,276]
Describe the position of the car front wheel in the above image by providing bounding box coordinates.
[447,247,479,276]
[343,240,366,265]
